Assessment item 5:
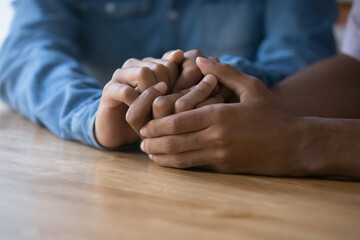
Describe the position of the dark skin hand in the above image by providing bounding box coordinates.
[139,56,360,178]
[172,50,234,102]
[140,57,304,175]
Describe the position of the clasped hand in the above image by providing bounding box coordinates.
[95,49,227,148]
[96,49,305,176]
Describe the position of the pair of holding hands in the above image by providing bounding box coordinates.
[95,49,226,149]
[96,49,305,176]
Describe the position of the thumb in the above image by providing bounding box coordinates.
[162,49,184,65]
[196,57,265,100]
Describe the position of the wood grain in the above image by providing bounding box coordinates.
[0,101,359,240]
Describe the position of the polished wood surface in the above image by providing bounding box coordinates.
[0,101,359,240]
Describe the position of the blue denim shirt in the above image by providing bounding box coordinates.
[0,0,337,148]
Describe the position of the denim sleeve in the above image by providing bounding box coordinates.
[0,0,104,148]
[220,0,338,87]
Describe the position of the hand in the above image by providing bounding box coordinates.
[171,49,235,102]
[140,57,306,176]
[152,74,224,119]
[171,50,219,91]
[122,50,184,92]
[94,50,183,148]
[171,50,205,93]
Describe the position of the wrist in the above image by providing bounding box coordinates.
[294,117,351,177]
[95,103,139,148]
[283,116,312,176]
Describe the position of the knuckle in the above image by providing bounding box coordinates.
[112,68,122,79]
[122,58,137,68]
[210,127,226,143]
[175,98,189,112]
[163,137,179,153]
[137,66,152,79]
[142,57,154,61]
[153,96,171,115]
[167,117,183,133]
[118,85,132,99]
[248,76,263,89]
[103,82,113,94]
[125,107,137,125]
[212,150,232,172]
[186,49,203,58]
[153,64,168,77]
[153,96,168,110]
[216,149,228,160]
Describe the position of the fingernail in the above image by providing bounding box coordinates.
[196,57,211,64]
[153,82,167,94]
[148,154,154,161]
[140,127,149,137]
[140,140,145,151]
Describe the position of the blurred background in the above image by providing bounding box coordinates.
[0,0,14,49]
[0,0,354,51]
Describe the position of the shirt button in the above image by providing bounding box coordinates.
[167,10,179,21]
[104,2,117,14]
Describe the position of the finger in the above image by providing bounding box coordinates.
[126,82,167,135]
[103,81,140,107]
[172,49,205,92]
[148,149,215,169]
[172,58,203,92]
[217,85,236,103]
[141,129,209,154]
[208,56,220,63]
[175,74,218,113]
[140,106,213,137]
[112,67,157,93]
[196,57,267,100]
[142,58,179,90]
[195,95,224,108]
[161,49,184,64]
[152,91,187,119]
[184,49,205,59]
[122,58,170,90]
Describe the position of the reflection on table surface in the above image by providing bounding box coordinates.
[0,101,359,240]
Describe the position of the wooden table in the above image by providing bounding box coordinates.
[0,101,359,240]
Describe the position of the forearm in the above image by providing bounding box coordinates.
[272,54,360,118]
[299,117,360,178]
[0,0,106,147]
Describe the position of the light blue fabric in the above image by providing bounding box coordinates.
[0,0,338,148]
